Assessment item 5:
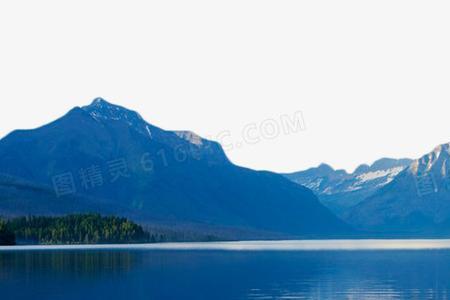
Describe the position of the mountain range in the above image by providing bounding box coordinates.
[2,98,450,238]
[0,98,350,239]
[347,144,450,236]
[284,158,412,216]
[286,145,450,236]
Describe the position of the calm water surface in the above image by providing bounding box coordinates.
[1,240,450,300]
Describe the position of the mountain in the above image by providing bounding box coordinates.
[0,98,350,238]
[0,173,139,218]
[284,158,412,216]
[347,144,450,236]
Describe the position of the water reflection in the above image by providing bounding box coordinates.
[0,251,137,278]
[1,249,450,300]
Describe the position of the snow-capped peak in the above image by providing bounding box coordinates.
[410,143,450,176]
[91,97,108,106]
[83,98,144,123]
[80,98,154,139]
[81,99,210,147]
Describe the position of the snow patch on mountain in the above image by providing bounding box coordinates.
[83,98,144,124]
[302,178,324,190]
[145,125,152,139]
[410,143,450,176]
[355,166,404,186]
[175,131,204,146]
[284,158,413,214]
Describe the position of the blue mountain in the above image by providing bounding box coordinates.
[348,144,450,236]
[284,159,412,217]
[0,98,350,238]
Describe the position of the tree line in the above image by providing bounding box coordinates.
[0,214,168,245]
[0,219,15,245]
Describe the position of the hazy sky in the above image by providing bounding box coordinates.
[1,1,449,173]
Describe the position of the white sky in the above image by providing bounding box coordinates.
[1,1,449,173]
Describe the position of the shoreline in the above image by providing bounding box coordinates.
[3,239,450,252]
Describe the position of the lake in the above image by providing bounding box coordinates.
[1,240,450,300]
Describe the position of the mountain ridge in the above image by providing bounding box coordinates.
[347,142,450,235]
[0,98,351,238]
[284,158,413,216]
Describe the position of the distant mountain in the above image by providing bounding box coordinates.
[347,144,450,236]
[0,98,350,238]
[284,158,412,216]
